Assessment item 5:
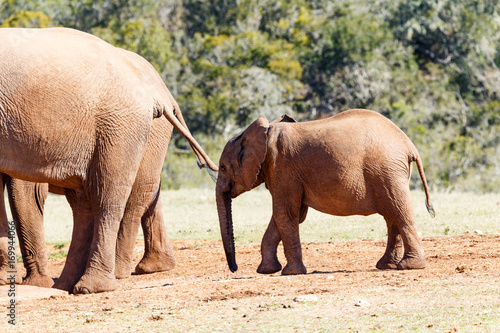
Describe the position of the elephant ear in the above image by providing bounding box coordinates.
[269,114,297,125]
[239,116,270,191]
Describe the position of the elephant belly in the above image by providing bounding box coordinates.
[0,155,85,189]
[0,132,89,188]
[305,197,377,217]
[302,180,377,217]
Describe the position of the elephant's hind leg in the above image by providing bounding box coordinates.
[379,188,426,270]
[72,186,128,294]
[54,189,93,292]
[376,223,404,270]
[72,131,149,294]
[135,190,176,275]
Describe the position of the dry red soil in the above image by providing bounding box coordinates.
[2,235,500,328]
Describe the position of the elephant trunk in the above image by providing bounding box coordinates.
[216,188,238,272]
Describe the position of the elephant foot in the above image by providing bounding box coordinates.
[376,255,403,270]
[0,267,22,285]
[114,261,133,280]
[281,262,307,275]
[53,273,80,292]
[73,268,118,294]
[397,256,427,270]
[376,260,398,270]
[23,273,54,288]
[135,251,176,275]
[257,258,282,274]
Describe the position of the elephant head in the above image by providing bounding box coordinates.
[216,115,296,272]
[216,117,270,272]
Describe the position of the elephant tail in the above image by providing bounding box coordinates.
[411,153,435,218]
[162,104,219,178]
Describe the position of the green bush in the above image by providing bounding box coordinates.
[2,0,499,192]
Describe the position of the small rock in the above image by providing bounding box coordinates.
[150,313,163,321]
[473,230,483,235]
[293,295,318,302]
[355,299,370,307]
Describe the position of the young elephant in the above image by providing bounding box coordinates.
[216,109,435,275]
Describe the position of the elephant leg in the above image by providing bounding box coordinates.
[72,146,144,294]
[6,178,53,287]
[257,205,307,274]
[376,223,404,270]
[135,189,176,275]
[379,188,426,270]
[272,198,307,275]
[135,192,175,275]
[117,117,173,277]
[72,184,131,294]
[397,222,426,270]
[0,175,22,285]
[115,180,175,278]
[257,216,282,274]
[53,189,93,292]
[114,199,143,279]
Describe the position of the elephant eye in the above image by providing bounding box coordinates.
[220,164,227,173]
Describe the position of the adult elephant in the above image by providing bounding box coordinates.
[215,110,435,275]
[0,27,217,294]
[2,112,175,288]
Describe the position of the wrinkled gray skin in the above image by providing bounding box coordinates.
[0,27,217,294]
[2,112,175,288]
[216,110,435,275]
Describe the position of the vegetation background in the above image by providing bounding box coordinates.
[1,0,499,192]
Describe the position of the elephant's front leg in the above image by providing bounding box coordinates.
[6,179,53,287]
[257,204,308,274]
[0,176,22,285]
[135,191,176,275]
[114,200,143,279]
[272,200,307,275]
[257,216,282,274]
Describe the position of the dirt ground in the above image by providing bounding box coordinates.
[2,234,500,331]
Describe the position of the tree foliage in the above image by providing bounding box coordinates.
[1,0,499,191]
